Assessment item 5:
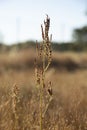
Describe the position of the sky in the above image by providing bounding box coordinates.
[0,0,86,44]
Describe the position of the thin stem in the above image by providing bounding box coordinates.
[40,42,45,130]
[40,85,43,130]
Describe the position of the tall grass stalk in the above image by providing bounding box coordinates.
[35,15,52,130]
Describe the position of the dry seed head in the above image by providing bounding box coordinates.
[41,24,44,40]
[39,43,43,58]
[12,84,20,97]
[39,15,52,72]
[47,88,52,96]
[44,15,50,39]
[47,81,53,96]
[35,68,42,87]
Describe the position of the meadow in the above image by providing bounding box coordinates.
[0,16,87,130]
[0,48,87,130]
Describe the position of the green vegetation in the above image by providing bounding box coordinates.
[73,26,87,43]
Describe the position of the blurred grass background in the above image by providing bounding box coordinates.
[0,42,87,129]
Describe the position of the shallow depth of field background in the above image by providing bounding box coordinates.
[0,44,87,129]
[0,0,87,130]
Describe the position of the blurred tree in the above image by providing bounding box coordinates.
[73,26,87,43]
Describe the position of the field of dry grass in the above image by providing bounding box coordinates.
[0,49,87,130]
[1,49,87,71]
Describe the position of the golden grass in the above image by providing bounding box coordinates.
[0,16,87,129]
[0,69,87,129]
[1,50,87,73]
